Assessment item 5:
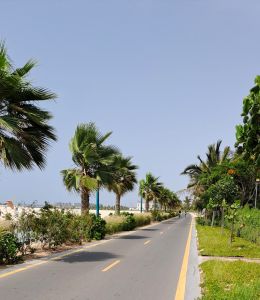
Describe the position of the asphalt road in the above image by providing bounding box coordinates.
[0,214,192,300]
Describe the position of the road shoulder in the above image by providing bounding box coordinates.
[185,217,201,300]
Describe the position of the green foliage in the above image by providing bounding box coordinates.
[196,217,211,226]
[61,122,120,213]
[151,210,173,222]
[200,260,260,300]
[235,76,260,167]
[14,209,107,255]
[203,176,239,206]
[65,213,93,243]
[89,215,106,240]
[226,206,260,245]
[0,42,56,170]
[151,210,163,222]
[225,201,240,243]
[0,231,21,264]
[4,212,12,221]
[182,140,231,191]
[196,224,260,258]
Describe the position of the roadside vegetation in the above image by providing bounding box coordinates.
[200,260,260,300]
[197,224,260,258]
[182,77,260,300]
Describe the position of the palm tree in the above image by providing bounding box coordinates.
[0,42,56,170]
[61,123,119,214]
[157,187,180,211]
[182,140,231,190]
[139,173,162,212]
[107,155,138,215]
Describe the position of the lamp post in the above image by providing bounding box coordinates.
[140,196,143,213]
[255,178,260,209]
[96,188,99,216]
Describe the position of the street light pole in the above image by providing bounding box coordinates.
[255,178,260,209]
[140,196,143,213]
[96,187,100,217]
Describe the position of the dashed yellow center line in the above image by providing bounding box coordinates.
[144,240,151,245]
[174,218,193,300]
[102,260,120,272]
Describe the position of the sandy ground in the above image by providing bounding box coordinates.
[0,206,140,221]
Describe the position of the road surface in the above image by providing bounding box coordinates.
[0,215,193,300]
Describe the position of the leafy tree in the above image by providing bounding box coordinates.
[139,173,162,212]
[226,158,257,206]
[202,175,239,206]
[0,42,56,170]
[61,123,119,214]
[235,76,260,167]
[107,155,138,215]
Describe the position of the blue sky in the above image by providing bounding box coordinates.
[0,0,259,207]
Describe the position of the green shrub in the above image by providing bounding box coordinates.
[89,215,106,240]
[227,206,260,245]
[151,210,163,221]
[4,213,12,221]
[14,209,107,250]
[122,214,136,231]
[196,217,211,226]
[0,231,21,264]
[66,213,93,243]
[14,210,38,255]
[34,208,70,248]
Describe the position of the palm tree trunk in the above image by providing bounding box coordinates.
[145,199,149,212]
[81,188,90,214]
[115,194,121,215]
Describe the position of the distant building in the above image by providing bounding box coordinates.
[136,201,154,211]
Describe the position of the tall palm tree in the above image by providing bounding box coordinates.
[182,140,231,187]
[157,187,179,211]
[0,42,56,170]
[139,173,162,212]
[107,155,138,215]
[61,123,119,214]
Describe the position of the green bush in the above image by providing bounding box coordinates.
[34,208,70,248]
[66,213,93,243]
[89,215,106,240]
[227,206,260,245]
[0,231,21,264]
[121,213,136,231]
[196,217,211,226]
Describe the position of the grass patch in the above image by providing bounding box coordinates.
[197,225,260,258]
[200,260,260,300]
